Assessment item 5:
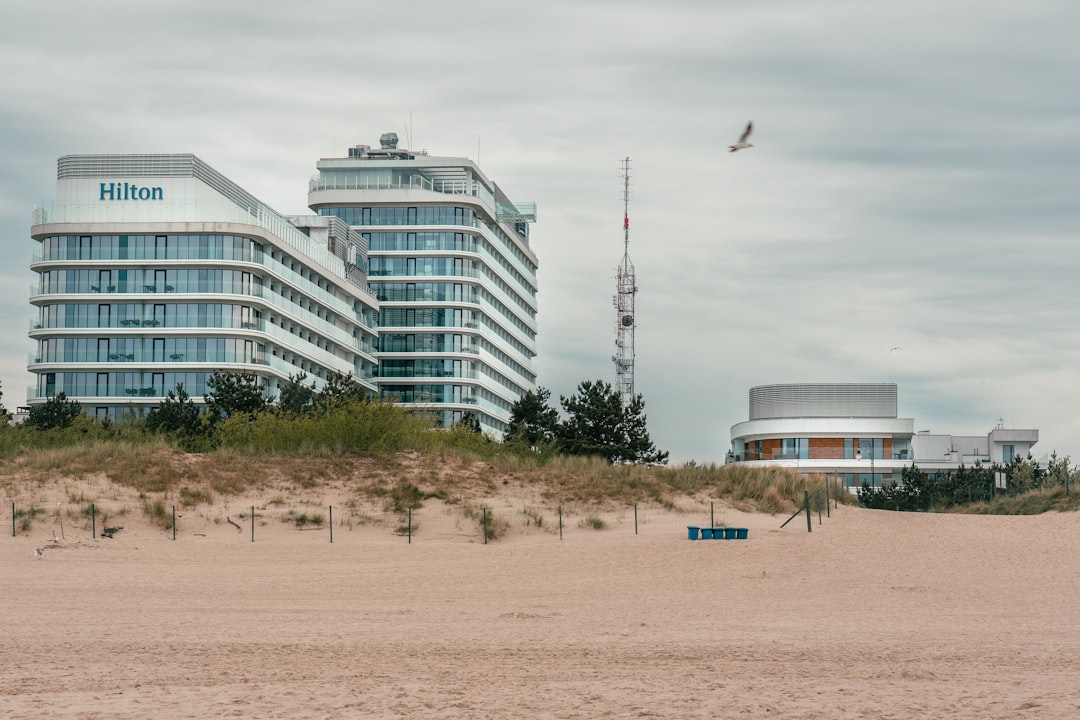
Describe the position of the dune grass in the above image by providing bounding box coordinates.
[956,484,1080,515]
[0,437,845,516]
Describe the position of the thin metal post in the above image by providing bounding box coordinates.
[172,506,176,540]
[91,503,96,539]
[408,508,412,544]
[11,503,15,537]
[559,506,563,541]
[825,480,831,518]
[251,505,255,543]
[804,491,812,533]
[710,501,714,528]
[329,506,333,544]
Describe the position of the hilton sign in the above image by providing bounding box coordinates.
[99,182,164,201]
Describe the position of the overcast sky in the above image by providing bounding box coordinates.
[3,1,1078,464]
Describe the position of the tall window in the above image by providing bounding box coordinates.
[1003,444,1015,463]
[781,438,808,460]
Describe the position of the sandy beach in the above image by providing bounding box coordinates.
[3,491,1079,719]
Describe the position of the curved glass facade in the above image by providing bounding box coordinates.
[380,307,476,328]
[38,268,261,295]
[35,371,218,399]
[369,257,477,278]
[36,337,265,365]
[318,206,477,227]
[372,282,477,303]
[36,303,261,329]
[38,234,262,262]
[380,332,477,353]
[379,359,477,379]
[366,231,475,252]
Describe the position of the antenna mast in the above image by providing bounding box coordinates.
[613,157,637,407]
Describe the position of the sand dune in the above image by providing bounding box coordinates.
[3,496,1079,719]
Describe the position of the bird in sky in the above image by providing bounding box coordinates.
[890,346,902,353]
[729,121,754,152]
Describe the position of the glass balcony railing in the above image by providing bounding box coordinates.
[730,447,914,462]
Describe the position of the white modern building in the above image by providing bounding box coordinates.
[307,133,539,435]
[29,154,381,418]
[728,383,1039,488]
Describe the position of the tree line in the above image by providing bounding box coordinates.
[857,452,1074,511]
[3,374,668,465]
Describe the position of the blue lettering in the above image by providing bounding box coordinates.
[97,181,164,201]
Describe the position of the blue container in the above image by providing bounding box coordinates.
[700,527,714,540]
[736,528,748,540]
[723,527,738,540]
[714,528,728,539]
[687,526,700,540]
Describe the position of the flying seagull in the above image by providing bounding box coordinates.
[729,121,754,152]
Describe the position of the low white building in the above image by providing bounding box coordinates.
[728,383,1039,488]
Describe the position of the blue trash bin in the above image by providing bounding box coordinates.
[723,527,738,539]
[700,527,714,539]
[736,528,748,540]
[687,526,700,540]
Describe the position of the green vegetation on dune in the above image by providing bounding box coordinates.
[0,396,848,516]
[2,374,1073,519]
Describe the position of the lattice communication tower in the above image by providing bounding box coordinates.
[613,157,638,407]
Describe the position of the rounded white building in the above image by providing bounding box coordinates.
[729,383,1038,488]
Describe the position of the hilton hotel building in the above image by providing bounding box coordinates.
[29,138,537,435]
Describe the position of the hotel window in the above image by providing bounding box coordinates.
[1003,444,1015,463]
[781,438,809,460]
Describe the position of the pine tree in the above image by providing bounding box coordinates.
[558,379,668,465]
[506,387,560,447]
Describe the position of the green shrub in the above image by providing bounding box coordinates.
[142,498,174,530]
[178,485,213,507]
[522,506,544,528]
[289,511,325,528]
[579,513,606,530]
[14,505,45,532]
